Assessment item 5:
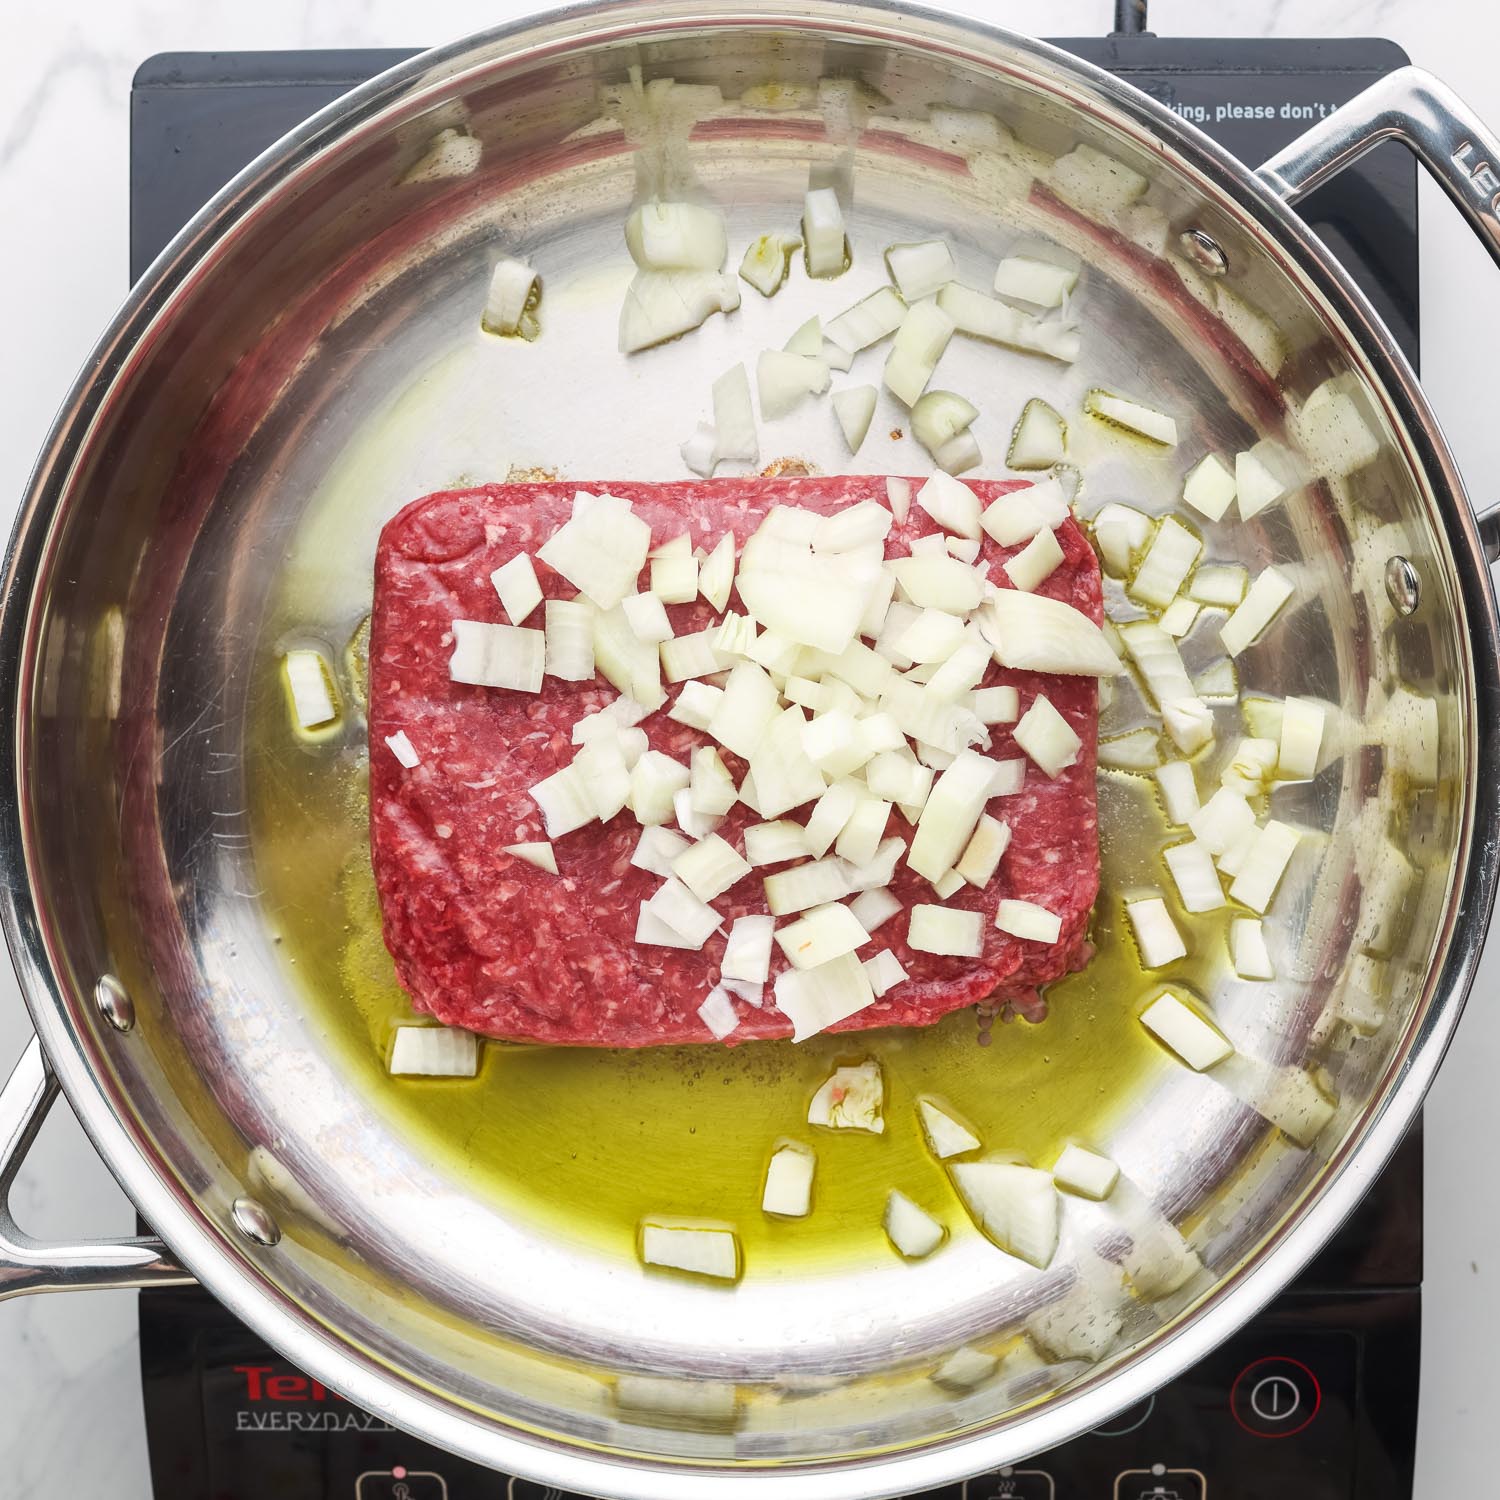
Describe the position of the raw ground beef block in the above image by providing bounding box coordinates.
[369,477,1101,1047]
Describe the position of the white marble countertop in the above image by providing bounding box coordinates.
[2,1,1497,1495]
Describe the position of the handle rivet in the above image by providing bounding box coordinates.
[231,1196,281,1247]
[1179,227,1228,276]
[1385,555,1421,615]
[93,975,135,1033]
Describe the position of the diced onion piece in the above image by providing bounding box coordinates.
[1004,525,1065,592]
[1052,1144,1118,1200]
[865,749,933,809]
[1278,696,1326,779]
[1115,620,1213,754]
[389,1026,478,1077]
[752,705,829,818]
[981,477,1069,547]
[930,867,964,898]
[1231,917,1274,979]
[744,819,810,866]
[1007,398,1066,469]
[739,231,801,295]
[695,532,735,613]
[708,662,780,757]
[949,1160,1059,1268]
[1221,735,1278,797]
[384,730,420,768]
[775,947,876,1041]
[807,1058,884,1127]
[1154,761,1200,826]
[1099,728,1162,770]
[831,385,878,454]
[1159,598,1200,638]
[672,833,750,902]
[893,608,968,664]
[1092,502,1153,575]
[503,841,558,874]
[1220,566,1295,655]
[1194,659,1240,699]
[803,779,860,856]
[1086,389,1178,445]
[593,603,663,705]
[863,948,909,998]
[641,1223,738,1280]
[886,239,957,301]
[1216,826,1260,879]
[1298,378,1381,476]
[538,492,652,611]
[930,1345,1000,1391]
[884,1190,945,1258]
[1129,516,1201,609]
[689,746,737,817]
[994,899,1061,944]
[890,554,984,614]
[1228,819,1300,913]
[448,620,545,692]
[1181,453,1237,522]
[884,299,956,406]
[952,816,1009,889]
[712,363,759,465]
[846,836,907,893]
[802,187,848,278]
[914,470,982,540]
[490,554,543,624]
[784,316,822,356]
[907,749,995,882]
[851,886,902,934]
[737,549,872,656]
[632,824,691,877]
[544,598,596,681]
[823,339,854,372]
[947,537,981,562]
[764,856,852,916]
[836,797,892,867]
[626,202,727,270]
[911,390,978,460]
[482,257,539,337]
[993,254,1077,308]
[973,686,1019,724]
[642,876,721,949]
[1140,992,1232,1070]
[674,785,720,841]
[1126,897,1187,967]
[619,269,740,353]
[937,281,1081,362]
[1235,439,1299,518]
[936,426,984,475]
[698,984,741,1040]
[762,1144,815,1216]
[924,642,992,703]
[668,680,724,733]
[815,502,892,559]
[758,349,830,419]
[826,286,906,352]
[918,1099,980,1159]
[1014,694,1081,777]
[977,590,1121,677]
[680,422,717,477]
[722,914,774,986]
[776,902,870,970]
[885,476,912,524]
[908,904,983,957]
[649,532,699,604]
[624,750,687,834]
[1188,564,1247,606]
[1163,841,1225,913]
[573,736,632,820]
[990,759,1026,797]
[622,591,673,644]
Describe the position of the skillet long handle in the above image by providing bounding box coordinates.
[0,1036,194,1297]
[1258,65,1500,556]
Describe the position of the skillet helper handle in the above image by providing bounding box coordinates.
[0,1035,193,1298]
[1259,64,1500,556]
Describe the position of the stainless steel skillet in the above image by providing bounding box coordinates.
[1,5,1499,1496]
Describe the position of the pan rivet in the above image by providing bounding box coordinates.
[93,975,135,1033]
[1179,227,1228,276]
[1385,555,1421,615]
[231,1196,281,1248]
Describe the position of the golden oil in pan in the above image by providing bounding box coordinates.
[246,627,1214,1270]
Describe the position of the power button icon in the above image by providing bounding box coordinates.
[1230,1356,1321,1438]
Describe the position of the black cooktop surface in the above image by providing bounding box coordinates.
[132,34,1422,1500]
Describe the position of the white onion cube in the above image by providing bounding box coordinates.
[763,1144,815,1217]
[1126,896,1187,967]
[1052,1143,1119,1200]
[908,904,983,957]
[1140,992,1232,1070]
